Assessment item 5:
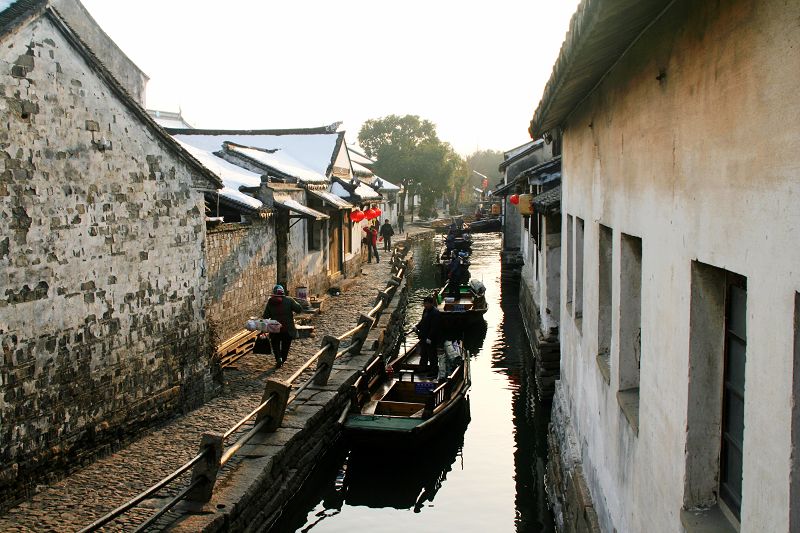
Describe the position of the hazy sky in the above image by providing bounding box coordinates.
[80,1,580,155]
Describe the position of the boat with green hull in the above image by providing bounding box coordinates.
[343,340,471,443]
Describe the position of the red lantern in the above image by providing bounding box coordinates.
[351,209,364,222]
[365,208,377,220]
[374,207,382,217]
[509,194,520,205]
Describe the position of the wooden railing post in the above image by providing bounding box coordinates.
[348,314,374,355]
[314,335,340,386]
[256,380,291,431]
[186,432,224,503]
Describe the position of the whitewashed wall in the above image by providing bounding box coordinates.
[556,1,800,531]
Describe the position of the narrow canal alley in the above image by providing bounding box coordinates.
[270,234,555,532]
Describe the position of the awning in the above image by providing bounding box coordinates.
[306,188,353,209]
[522,157,562,186]
[273,194,329,220]
[532,184,561,215]
[492,178,520,197]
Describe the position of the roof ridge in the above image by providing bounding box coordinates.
[166,126,341,136]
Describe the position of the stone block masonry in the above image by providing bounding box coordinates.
[0,15,218,509]
[205,221,277,342]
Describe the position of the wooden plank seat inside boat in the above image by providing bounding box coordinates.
[363,380,433,417]
[442,298,475,311]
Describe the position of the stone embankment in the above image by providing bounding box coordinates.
[0,226,432,532]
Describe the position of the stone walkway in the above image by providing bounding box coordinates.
[0,226,432,533]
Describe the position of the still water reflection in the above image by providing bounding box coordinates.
[270,234,554,532]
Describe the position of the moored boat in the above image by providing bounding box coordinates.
[343,340,471,443]
[434,280,488,323]
[465,217,501,233]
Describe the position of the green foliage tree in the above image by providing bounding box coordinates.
[358,114,466,219]
[465,149,504,189]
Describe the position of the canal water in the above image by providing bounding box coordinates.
[270,234,554,532]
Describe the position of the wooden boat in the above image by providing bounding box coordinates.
[344,341,470,442]
[338,400,470,508]
[434,281,488,322]
[466,217,501,233]
[436,247,471,284]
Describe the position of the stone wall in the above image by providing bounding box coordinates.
[52,0,149,105]
[0,16,216,508]
[547,382,601,533]
[205,220,277,342]
[519,275,559,400]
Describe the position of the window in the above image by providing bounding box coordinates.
[307,219,321,251]
[575,217,585,323]
[617,233,642,433]
[720,275,746,520]
[566,215,574,312]
[597,224,613,383]
[683,262,747,530]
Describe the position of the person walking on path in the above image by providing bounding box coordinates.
[262,284,303,367]
[380,219,394,251]
[397,212,405,234]
[363,224,380,263]
[415,295,441,376]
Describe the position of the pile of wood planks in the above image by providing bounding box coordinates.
[217,329,258,368]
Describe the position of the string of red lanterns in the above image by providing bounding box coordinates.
[351,206,383,222]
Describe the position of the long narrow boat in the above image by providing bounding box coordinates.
[434,281,488,323]
[344,341,470,443]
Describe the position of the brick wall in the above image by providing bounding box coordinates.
[205,220,277,342]
[0,16,217,507]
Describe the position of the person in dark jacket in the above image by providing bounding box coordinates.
[397,212,405,233]
[263,284,303,367]
[380,219,395,251]
[415,295,441,374]
[447,252,469,296]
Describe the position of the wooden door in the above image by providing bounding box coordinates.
[328,213,342,274]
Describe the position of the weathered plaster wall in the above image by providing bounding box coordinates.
[0,17,215,505]
[281,189,326,297]
[205,220,277,342]
[557,0,800,531]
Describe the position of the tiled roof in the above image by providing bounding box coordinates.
[533,185,561,215]
[273,194,329,220]
[306,188,353,210]
[522,156,562,185]
[499,139,545,171]
[529,0,674,138]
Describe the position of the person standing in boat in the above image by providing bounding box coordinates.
[446,252,468,296]
[415,295,441,375]
[262,284,303,367]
